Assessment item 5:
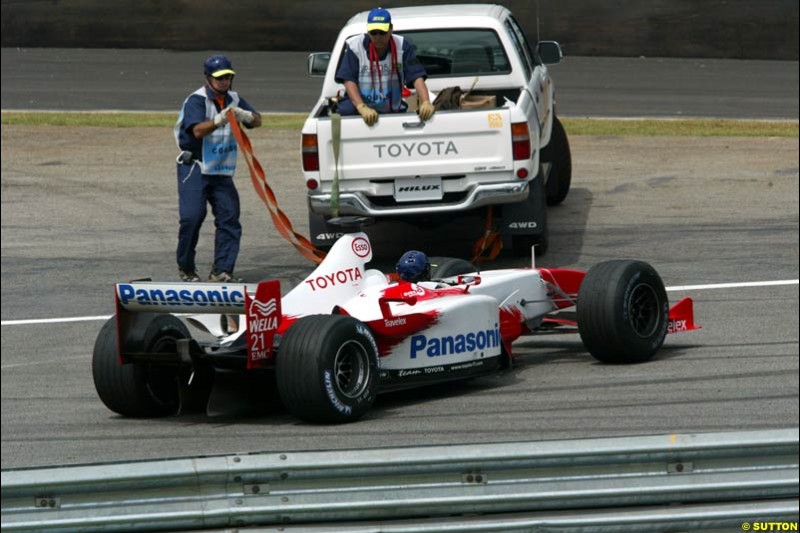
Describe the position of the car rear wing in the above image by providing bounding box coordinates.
[114,280,283,369]
[116,282,250,314]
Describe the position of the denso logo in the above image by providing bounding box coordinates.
[410,325,500,359]
[117,284,244,307]
[305,267,363,291]
[373,141,458,158]
[352,237,371,257]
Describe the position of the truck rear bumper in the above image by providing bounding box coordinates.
[308,181,531,217]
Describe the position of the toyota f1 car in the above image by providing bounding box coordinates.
[93,233,699,423]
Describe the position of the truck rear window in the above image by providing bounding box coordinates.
[401,29,511,78]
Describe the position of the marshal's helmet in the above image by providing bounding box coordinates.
[396,250,431,282]
[203,55,236,78]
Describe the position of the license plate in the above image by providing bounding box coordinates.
[394,177,443,203]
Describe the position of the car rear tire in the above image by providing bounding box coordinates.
[276,315,379,423]
[92,315,188,417]
[577,260,669,364]
[541,116,572,206]
[429,257,477,279]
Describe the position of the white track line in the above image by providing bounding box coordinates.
[666,279,798,291]
[1,279,798,327]
[2,315,112,326]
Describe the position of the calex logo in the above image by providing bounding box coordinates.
[668,319,688,333]
[411,325,500,359]
[305,267,363,291]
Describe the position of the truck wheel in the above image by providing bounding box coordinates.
[577,260,669,364]
[92,315,188,417]
[276,315,379,423]
[541,116,572,206]
[429,257,477,279]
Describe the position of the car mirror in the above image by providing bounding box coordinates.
[536,41,562,65]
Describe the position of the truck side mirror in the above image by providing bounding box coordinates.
[536,41,563,65]
[307,53,331,77]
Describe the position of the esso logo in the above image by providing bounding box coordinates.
[352,237,371,258]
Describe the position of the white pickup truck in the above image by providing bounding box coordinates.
[302,4,571,255]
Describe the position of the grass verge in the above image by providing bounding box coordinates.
[1,111,797,137]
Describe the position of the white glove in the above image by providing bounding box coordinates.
[232,106,255,125]
[213,106,231,127]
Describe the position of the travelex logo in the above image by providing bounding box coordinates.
[410,325,500,359]
[117,284,245,308]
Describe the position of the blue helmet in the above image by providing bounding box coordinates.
[203,55,236,78]
[396,250,431,282]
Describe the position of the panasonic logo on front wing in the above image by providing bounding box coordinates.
[410,326,500,359]
[374,141,458,158]
[117,284,245,307]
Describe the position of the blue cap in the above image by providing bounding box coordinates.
[203,55,236,78]
[396,250,430,282]
[367,8,392,32]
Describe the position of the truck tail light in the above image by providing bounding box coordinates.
[302,134,319,171]
[511,122,530,161]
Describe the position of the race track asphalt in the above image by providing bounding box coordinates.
[1,50,798,468]
[2,48,798,118]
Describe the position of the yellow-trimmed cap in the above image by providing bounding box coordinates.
[204,55,236,78]
[366,7,391,32]
[211,68,236,78]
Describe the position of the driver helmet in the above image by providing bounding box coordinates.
[203,55,236,78]
[396,250,431,282]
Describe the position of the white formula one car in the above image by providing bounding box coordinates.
[93,234,698,423]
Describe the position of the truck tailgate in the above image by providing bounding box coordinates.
[315,109,514,181]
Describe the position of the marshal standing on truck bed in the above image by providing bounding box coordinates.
[334,7,435,125]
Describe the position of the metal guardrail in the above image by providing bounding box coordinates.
[2,429,798,532]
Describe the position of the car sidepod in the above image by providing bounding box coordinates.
[373,290,503,388]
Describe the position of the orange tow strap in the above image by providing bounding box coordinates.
[228,111,327,264]
[470,206,503,264]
